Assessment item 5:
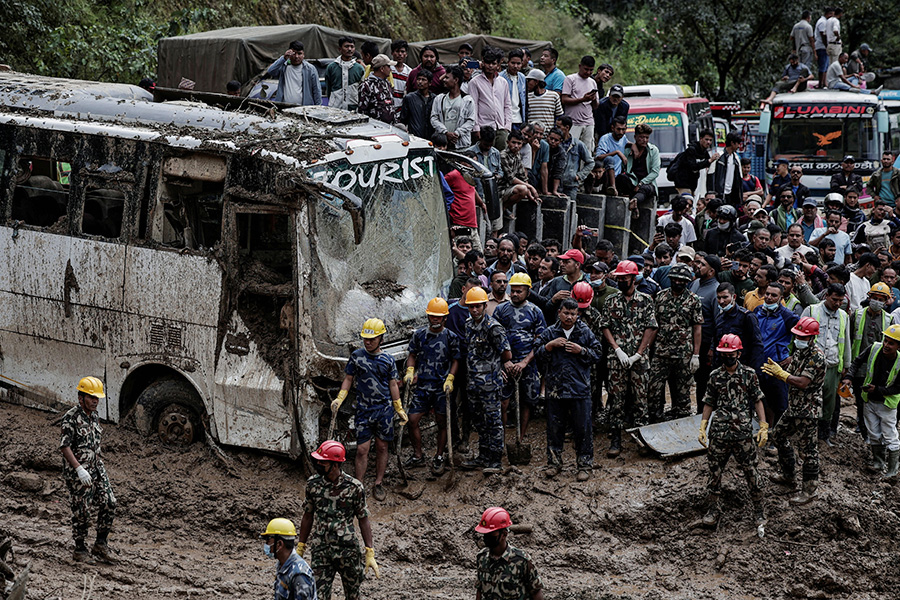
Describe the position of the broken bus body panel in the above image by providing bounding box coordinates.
[0,72,453,459]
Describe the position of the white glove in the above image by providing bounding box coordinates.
[75,465,92,487]
[615,347,630,366]
[628,353,642,366]
[689,355,700,374]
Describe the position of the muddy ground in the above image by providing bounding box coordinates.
[2,397,900,600]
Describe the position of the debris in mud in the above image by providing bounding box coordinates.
[361,279,406,299]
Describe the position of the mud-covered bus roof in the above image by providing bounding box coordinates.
[0,71,430,165]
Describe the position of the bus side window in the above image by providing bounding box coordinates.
[149,154,225,250]
[82,187,126,239]
[11,156,71,228]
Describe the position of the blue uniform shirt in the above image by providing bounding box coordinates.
[533,320,602,398]
[493,301,547,361]
[346,348,398,408]
[274,550,316,600]
[465,314,510,392]
[407,327,461,391]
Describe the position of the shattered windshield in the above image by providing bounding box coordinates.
[308,149,453,352]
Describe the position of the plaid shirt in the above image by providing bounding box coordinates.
[499,148,526,190]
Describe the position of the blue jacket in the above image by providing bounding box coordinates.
[754,305,799,364]
[593,97,630,137]
[534,320,602,398]
[715,306,765,369]
[266,57,322,106]
[500,70,527,123]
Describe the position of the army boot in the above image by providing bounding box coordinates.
[882,448,900,480]
[867,444,886,474]
[789,480,818,505]
[770,469,796,486]
[460,455,486,471]
[607,430,622,458]
[91,530,118,564]
[73,539,95,564]
[701,495,721,528]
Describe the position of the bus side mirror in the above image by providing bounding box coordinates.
[759,109,771,135]
[877,110,889,134]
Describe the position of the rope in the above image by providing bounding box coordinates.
[603,223,650,248]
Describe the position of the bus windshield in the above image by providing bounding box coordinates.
[627,112,684,154]
[307,149,452,352]
[768,118,879,167]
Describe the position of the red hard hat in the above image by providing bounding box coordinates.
[611,260,639,276]
[474,506,512,533]
[716,334,743,353]
[572,281,594,309]
[311,440,346,462]
[791,316,820,337]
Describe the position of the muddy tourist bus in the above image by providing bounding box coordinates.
[0,72,454,461]
[760,90,889,204]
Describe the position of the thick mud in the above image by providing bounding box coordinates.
[1,397,899,600]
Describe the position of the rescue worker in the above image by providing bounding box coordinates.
[601,260,658,457]
[331,318,406,501]
[493,273,547,439]
[647,263,703,422]
[849,282,892,440]
[762,317,827,505]
[844,324,900,479]
[474,507,544,600]
[298,441,379,600]
[60,376,117,563]
[260,518,316,600]
[461,286,513,474]
[698,335,769,528]
[534,296,603,480]
[404,298,461,473]
[802,284,850,446]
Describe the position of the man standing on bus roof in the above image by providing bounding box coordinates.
[331,318,406,501]
[814,7,834,88]
[60,377,117,563]
[266,41,322,106]
[790,10,816,71]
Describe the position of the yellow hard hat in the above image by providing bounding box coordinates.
[260,518,297,538]
[426,297,450,316]
[77,376,105,398]
[465,286,489,304]
[884,324,900,342]
[509,273,533,288]
[870,282,891,297]
[360,318,387,339]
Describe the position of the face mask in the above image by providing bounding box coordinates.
[721,355,738,367]
[764,302,779,311]
[721,302,734,312]
[313,462,329,476]
[263,543,275,558]
[636,274,644,284]
[794,339,809,349]
[718,222,730,231]
[671,281,687,292]
[483,533,502,549]
[870,300,885,312]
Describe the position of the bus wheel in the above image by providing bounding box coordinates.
[134,379,203,445]
[157,403,195,445]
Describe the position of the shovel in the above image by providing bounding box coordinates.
[327,397,339,440]
[444,390,459,491]
[395,383,411,485]
[507,377,533,465]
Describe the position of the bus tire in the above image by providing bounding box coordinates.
[133,378,203,446]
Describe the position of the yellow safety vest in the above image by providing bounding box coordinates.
[862,342,900,410]
[851,308,890,360]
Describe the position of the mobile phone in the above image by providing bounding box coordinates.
[466,60,480,69]
[655,225,664,234]
[583,228,598,237]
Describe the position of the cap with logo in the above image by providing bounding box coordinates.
[609,84,624,97]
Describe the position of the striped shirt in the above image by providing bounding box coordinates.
[526,90,563,131]
[391,64,412,109]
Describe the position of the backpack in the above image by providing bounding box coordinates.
[666,151,683,182]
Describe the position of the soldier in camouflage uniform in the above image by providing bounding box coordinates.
[331,318,406,502]
[59,376,117,563]
[600,260,658,457]
[763,317,827,505]
[493,273,546,439]
[474,507,544,600]
[461,286,513,474]
[698,334,769,528]
[648,264,703,422]
[298,441,380,600]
